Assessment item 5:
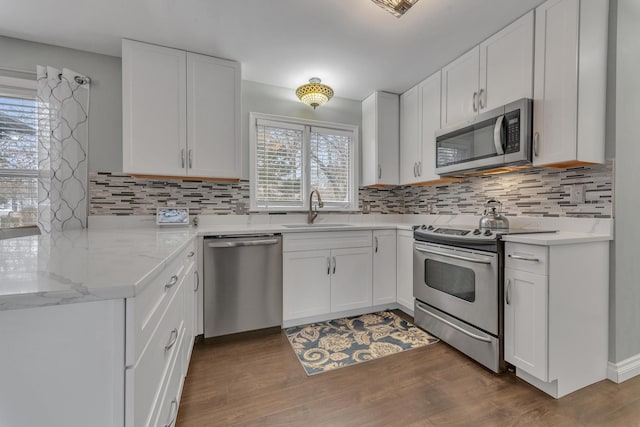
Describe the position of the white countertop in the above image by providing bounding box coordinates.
[0,215,612,311]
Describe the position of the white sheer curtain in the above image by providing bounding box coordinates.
[36,66,90,233]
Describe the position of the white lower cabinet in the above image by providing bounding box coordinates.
[504,267,548,382]
[283,230,384,326]
[0,238,199,427]
[395,230,414,314]
[331,247,373,312]
[373,230,397,305]
[283,249,332,320]
[503,240,608,398]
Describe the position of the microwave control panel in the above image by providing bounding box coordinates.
[505,110,520,154]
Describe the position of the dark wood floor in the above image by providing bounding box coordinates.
[177,320,640,426]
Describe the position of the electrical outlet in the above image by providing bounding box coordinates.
[362,201,371,214]
[570,184,586,204]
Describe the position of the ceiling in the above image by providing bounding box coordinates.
[0,0,545,101]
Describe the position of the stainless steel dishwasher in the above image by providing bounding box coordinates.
[203,234,282,338]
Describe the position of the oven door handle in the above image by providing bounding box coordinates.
[415,302,492,343]
[415,246,493,265]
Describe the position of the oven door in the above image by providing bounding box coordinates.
[413,241,498,335]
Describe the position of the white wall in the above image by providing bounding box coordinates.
[0,35,122,173]
[241,80,362,180]
[612,0,640,362]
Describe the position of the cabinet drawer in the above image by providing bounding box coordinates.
[150,329,185,427]
[127,243,193,364]
[505,243,548,275]
[283,231,371,252]
[126,278,184,427]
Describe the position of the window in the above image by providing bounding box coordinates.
[250,113,358,211]
[0,77,38,229]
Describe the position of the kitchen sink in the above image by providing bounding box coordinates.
[281,223,352,228]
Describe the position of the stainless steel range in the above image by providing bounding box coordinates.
[412,224,555,373]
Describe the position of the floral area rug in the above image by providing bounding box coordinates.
[284,311,439,375]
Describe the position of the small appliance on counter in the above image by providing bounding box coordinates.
[479,199,509,232]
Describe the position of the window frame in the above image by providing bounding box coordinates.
[0,75,39,234]
[249,112,359,212]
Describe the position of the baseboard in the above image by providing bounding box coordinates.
[282,303,404,328]
[607,353,640,383]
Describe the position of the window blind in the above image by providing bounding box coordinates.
[255,119,305,209]
[252,115,356,211]
[0,94,39,228]
[310,127,352,206]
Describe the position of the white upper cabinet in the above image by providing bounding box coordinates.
[400,72,442,185]
[123,40,187,176]
[362,91,399,186]
[418,71,442,182]
[186,52,241,178]
[441,12,534,128]
[400,85,420,184]
[479,11,534,111]
[532,0,608,167]
[441,47,480,128]
[122,39,241,179]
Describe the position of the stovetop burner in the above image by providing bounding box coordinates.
[413,224,557,252]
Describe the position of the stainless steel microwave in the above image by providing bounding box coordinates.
[435,98,532,176]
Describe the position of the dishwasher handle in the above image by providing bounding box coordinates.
[207,238,280,248]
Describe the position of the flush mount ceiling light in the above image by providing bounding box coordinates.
[295,78,334,109]
[371,0,419,17]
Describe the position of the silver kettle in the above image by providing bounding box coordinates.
[479,199,509,232]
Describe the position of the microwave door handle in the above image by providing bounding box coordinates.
[493,115,505,155]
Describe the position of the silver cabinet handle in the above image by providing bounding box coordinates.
[188,148,193,169]
[533,132,540,157]
[165,274,178,290]
[478,88,485,110]
[165,398,178,427]
[181,149,185,168]
[413,163,417,177]
[415,245,493,264]
[207,238,279,248]
[187,250,195,258]
[326,257,331,275]
[472,92,478,112]
[418,161,422,176]
[506,279,512,305]
[374,236,379,253]
[378,164,382,180]
[508,254,540,262]
[165,328,178,351]
[193,270,199,292]
[332,256,336,274]
[415,302,492,343]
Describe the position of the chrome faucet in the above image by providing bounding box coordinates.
[308,190,324,224]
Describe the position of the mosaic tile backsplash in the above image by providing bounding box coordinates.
[89,162,612,218]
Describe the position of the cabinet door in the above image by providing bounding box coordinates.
[182,261,197,375]
[400,85,420,184]
[187,52,241,178]
[373,230,397,305]
[441,47,479,128]
[532,0,579,166]
[361,92,399,186]
[330,247,373,312]
[122,40,186,176]
[396,231,414,312]
[479,11,533,112]
[283,250,331,320]
[418,71,441,182]
[504,267,548,381]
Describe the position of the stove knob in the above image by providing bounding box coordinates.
[427,225,435,231]
[484,230,493,236]
[473,229,481,235]
[421,224,427,230]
